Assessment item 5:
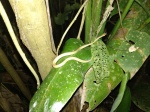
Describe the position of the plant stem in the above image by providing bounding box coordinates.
[98,0,111,36]
[85,0,103,43]
[85,0,92,43]
[109,0,135,40]
[0,48,31,100]
[92,0,103,36]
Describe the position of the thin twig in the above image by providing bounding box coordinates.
[116,0,125,35]
[45,0,56,54]
[77,4,86,39]
[56,0,88,55]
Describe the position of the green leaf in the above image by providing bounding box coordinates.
[54,2,80,26]
[84,62,124,111]
[122,1,149,30]
[64,3,80,12]
[115,29,150,77]
[29,38,91,112]
[110,72,130,112]
[115,87,131,112]
[54,13,68,25]
[107,0,150,78]
[108,29,150,79]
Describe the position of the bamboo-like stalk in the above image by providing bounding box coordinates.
[85,0,92,43]
[0,48,31,100]
[92,0,103,35]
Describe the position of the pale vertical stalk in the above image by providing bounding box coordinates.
[0,2,40,88]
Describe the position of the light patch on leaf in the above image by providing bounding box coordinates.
[59,71,62,74]
[29,101,37,112]
[107,82,111,92]
[33,101,37,108]
[128,45,139,52]
[112,76,117,81]
[51,102,64,112]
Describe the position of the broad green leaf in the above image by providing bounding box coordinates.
[115,29,150,77]
[110,72,130,112]
[29,38,91,112]
[115,87,131,112]
[84,62,123,111]
[107,29,150,79]
[108,0,150,78]
[122,0,149,30]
